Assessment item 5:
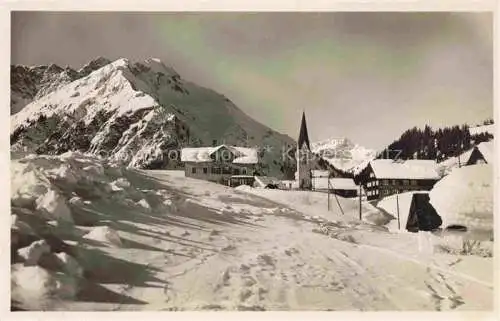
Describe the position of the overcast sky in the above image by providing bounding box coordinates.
[11,12,492,150]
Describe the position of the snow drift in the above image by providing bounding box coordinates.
[429,164,493,239]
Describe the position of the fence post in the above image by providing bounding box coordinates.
[396,192,401,230]
[359,184,362,220]
[327,179,331,211]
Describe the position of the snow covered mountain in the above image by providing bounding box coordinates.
[311,138,377,173]
[10,57,112,114]
[10,57,295,177]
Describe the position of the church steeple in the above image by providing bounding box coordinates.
[298,111,311,151]
[296,111,312,190]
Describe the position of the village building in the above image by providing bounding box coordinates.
[229,175,256,187]
[181,145,258,186]
[357,159,441,201]
[280,180,298,190]
[466,141,494,165]
[312,175,359,198]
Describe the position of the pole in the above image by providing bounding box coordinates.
[359,184,362,220]
[396,192,401,230]
[327,179,331,211]
[333,191,345,216]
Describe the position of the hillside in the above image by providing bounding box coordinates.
[10,58,295,177]
[11,57,112,114]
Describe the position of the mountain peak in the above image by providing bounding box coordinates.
[311,137,376,172]
[11,56,295,177]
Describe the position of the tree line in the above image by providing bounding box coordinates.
[377,121,494,162]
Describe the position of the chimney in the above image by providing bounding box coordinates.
[212,139,217,147]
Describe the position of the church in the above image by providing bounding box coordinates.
[296,112,313,190]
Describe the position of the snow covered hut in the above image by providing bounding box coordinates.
[405,193,442,232]
[429,164,493,239]
[466,141,494,165]
[378,191,442,232]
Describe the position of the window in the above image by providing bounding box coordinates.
[233,168,240,175]
[403,180,409,185]
[411,180,417,186]
[242,168,247,175]
[212,167,221,174]
[203,168,208,174]
[191,167,196,174]
[370,172,375,178]
[382,179,388,186]
[222,167,231,174]
[367,182,371,187]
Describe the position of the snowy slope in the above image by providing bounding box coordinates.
[10,153,493,311]
[10,57,112,114]
[469,124,495,136]
[311,138,376,172]
[437,148,474,176]
[11,58,294,176]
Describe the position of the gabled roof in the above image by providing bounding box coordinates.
[298,111,311,151]
[181,145,258,164]
[311,170,330,177]
[313,177,358,190]
[369,159,440,180]
[474,141,494,164]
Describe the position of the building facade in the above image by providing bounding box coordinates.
[358,160,441,201]
[312,175,358,198]
[181,145,258,185]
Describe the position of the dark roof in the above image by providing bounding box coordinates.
[298,111,311,151]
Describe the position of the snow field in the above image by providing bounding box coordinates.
[10,160,494,311]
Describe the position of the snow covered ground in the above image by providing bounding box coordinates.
[10,153,494,311]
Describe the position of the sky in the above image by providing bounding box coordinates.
[11,12,493,150]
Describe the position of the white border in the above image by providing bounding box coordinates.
[1,1,498,320]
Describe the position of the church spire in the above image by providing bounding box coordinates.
[298,111,311,151]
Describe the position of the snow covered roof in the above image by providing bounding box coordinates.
[312,177,358,190]
[473,141,494,164]
[180,145,258,164]
[311,170,330,177]
[429,164,493,232]
[369,159,440,180]
[469,124,494,136]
